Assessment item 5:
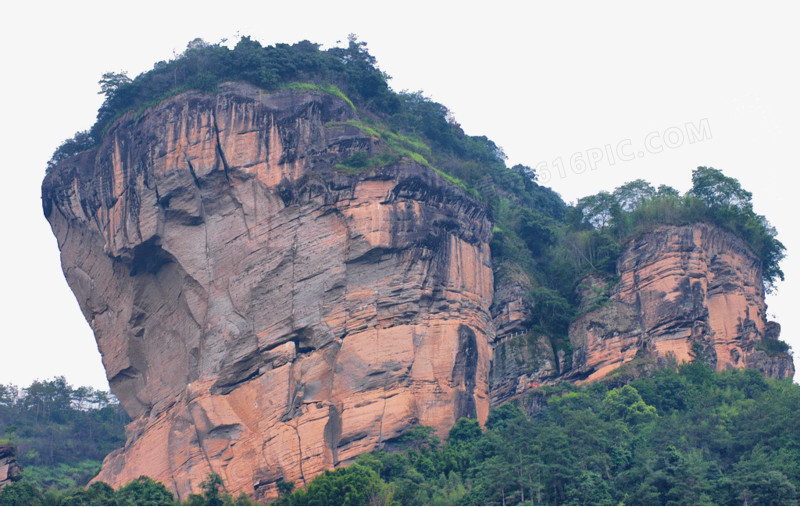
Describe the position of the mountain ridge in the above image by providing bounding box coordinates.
[42,81,792,501]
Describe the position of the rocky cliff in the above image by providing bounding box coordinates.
[42,83,493,500]
[0,444,21,491]
[43,83,792,500]
[491,223,794,404]
[570,224,793,381]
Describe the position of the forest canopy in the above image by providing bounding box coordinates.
[273,363,800,506]
[4,365,799,505]
[0,377,128,493]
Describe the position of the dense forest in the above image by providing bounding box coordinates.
[3,362,800,505]
[272,359,800,506]
[0,378,127,493]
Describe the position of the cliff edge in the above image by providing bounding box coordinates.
[569,224,793,381]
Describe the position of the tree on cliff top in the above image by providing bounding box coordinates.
[571,166,785,291]
[689,165,753,209]
[98,71,132,99]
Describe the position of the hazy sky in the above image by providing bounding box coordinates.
[1,1,798,390]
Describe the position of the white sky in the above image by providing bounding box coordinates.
[1,1,798,390]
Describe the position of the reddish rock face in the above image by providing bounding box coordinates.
[490,224,794,405]
[42,83,493,500]
[43,82,793,501]
[568,224,794,382]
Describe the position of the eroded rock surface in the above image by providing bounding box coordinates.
[42,83,493,500]
[490,224,794,403]
[44,82,793,501]
[0,444,21,491]
[568,224,794,381]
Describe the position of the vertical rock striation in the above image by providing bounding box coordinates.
[43,82,792,501]
[491,223,793,404]
[42,83,493,500]
[568,224,793,381]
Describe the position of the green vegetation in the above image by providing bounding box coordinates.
[0,377,128,492]
[270,364,800,506]
[46,36,784,350]
[187,473,253,506]
[281,83,355,110]
[273,464,392,506]
[0,475,176,506]
[0,468,256,506]
[757,339,793,356]
[571,167,785,291]
[3,366,800,505]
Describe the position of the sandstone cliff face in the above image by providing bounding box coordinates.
[568,224,793,382]
[42,83,493,500]
[44,82,793,501]
[0,444,21,491]
[490,224,794,403]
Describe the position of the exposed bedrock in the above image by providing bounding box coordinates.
[43,82,793,500]
[490,224,794,403]
[568,224,794,381]
[0,444,22,491]
[42,83,493,500]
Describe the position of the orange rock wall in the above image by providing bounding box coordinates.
[43,83,793,501]
[568,224,794,381]
[43,84,493,500]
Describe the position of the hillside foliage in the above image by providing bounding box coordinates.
[272,363,800,506]
[0,378,128,492]
[5,366,798,505]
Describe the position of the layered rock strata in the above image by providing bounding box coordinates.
[491,223,793,403]
[44,82,793,501]
[42,83,493,500]
[568,224,793,381]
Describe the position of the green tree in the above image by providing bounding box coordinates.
[0,481,43,505]
[279,463,390,506]
[565,470,613,505]
[115,476,175,506]
[447,418,482,445]
[689,166,753,210]
[98,72,132,99]
[573,191,619,229]
[197,473,225,505]
[275,480,294,497]
[612,179,656,212]
[485,403,525,431]
[601,385,658,425]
